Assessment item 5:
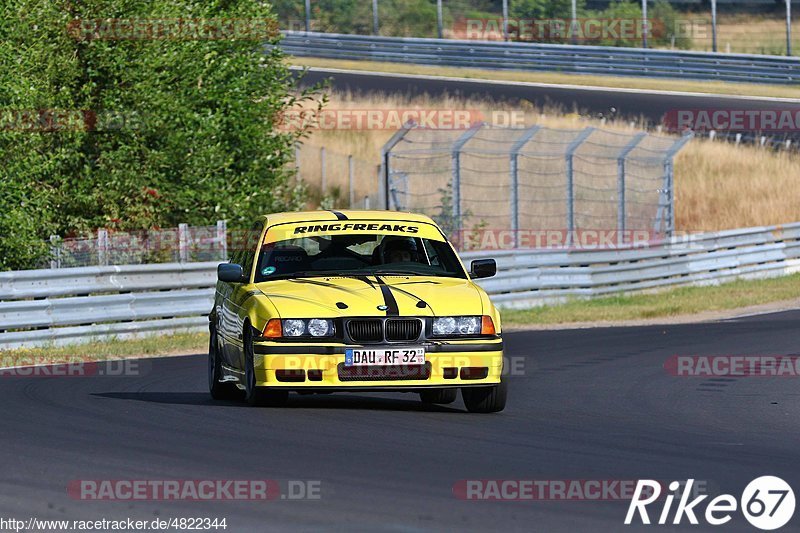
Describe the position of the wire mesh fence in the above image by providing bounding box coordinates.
[382,123,691,250]
[45,222,228,269]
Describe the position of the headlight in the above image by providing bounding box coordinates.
[280,318,334,337]
[432,316,482,336]
[307,318,333,337]
[282,319,306,337]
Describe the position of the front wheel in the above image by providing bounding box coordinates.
[244,326,288,407]
[208,327,241,401]
[462,380,507,413]
[419,388,457,405]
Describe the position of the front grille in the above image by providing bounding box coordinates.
[337,362,431,381]
[385,319,422,341]
[347,319,383,342]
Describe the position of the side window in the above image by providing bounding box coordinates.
[240,221,263,281]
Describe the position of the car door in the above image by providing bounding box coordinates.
[218,220,264,370]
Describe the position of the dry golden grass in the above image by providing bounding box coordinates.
[696,14,800,55]
[674,140,800,231]
[295,90,800,231]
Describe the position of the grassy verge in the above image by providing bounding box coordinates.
[0,332,206,366]
[501,273,800,326]
[290,57,800,100]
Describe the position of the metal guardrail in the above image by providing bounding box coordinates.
[1,222,799,349]
[279,31,800,84]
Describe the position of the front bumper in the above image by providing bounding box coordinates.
[252,339,503,388]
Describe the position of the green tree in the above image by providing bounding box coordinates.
[0,0,320,270]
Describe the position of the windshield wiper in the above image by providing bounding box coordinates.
[372,270,421,276]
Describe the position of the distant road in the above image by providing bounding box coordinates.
[292,66,800,126]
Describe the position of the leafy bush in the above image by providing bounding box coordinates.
[0,0,320,271]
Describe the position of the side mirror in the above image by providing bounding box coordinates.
[218,263,247,283]
[470,259,496,279]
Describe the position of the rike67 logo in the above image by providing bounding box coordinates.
[625,477,795,530]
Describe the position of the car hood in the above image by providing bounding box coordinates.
[254,275,484,317]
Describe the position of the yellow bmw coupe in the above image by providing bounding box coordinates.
[209,210,506,412]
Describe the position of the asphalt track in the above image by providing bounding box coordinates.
[2,309,800,531]
[293,67,800,125]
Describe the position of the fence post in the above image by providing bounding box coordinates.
[617,133,647,247]
[178,223,189,263]
[49,235,61,269]
[304,0,311,32]
[380,121,415,209]
[348,155,355,207]
[217,220,227,261]
[451,123,483,241]
[97,229,109,266]
[564,128,594,247]
[711,0,717,52]
[365,195,371,209]
[437,0,443,38]
[510,125,541,248]
[502,0,509,41]
[655,133,693,238]
[372,0,379,35]
[320,147,326,193]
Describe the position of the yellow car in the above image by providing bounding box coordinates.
[208,210,506,413]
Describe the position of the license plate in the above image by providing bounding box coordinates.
[345,347,425,366]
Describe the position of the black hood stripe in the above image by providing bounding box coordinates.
[374,277,400,316]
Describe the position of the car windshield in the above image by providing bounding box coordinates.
[254,233,467,282]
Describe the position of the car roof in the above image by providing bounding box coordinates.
[257,210,438,226]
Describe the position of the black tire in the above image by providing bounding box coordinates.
[419,388,457,405]
[208,326,241,401]
[461,380,507,413]
[243,326,288,407]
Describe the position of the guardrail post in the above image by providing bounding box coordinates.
[451,123,483,242]
[49,235,61,269]
[97,229,109,266]
[510,125,542,248]
[304,0,311,32]
[179,223,189,263]
[617,133,647,246]
[564,127,594,247]
[380,121,415,209]
[216,220,227,261]
[372,0,379,35]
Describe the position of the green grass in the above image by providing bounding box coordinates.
[0,332,207,367]
[501,273,800,326]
